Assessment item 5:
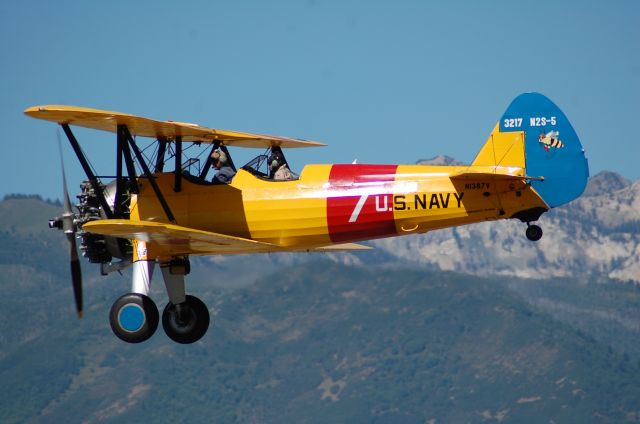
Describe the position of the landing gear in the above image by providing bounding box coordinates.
[162,295,210,344]
[525,224,543,242]
[109,293,159,343]
[108,255,211,344]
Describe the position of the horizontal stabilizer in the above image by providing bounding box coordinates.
[451,170,543,181]
[82,219,278,256]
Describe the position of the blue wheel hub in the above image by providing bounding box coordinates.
[118,304,145,332]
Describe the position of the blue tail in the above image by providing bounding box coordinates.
[500,93,589,208]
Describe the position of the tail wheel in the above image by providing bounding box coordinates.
[109,293,159,343]
[162,295,210,344]
[526,224,543,242]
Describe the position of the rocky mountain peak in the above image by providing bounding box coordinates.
[416,155,465,166]
[583,171,632,196]
[370,169,640,283]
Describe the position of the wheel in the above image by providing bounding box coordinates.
[109,293,159,343]
[526,224,543,242]
[162,295,210,344]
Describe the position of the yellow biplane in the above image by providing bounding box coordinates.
[25,92,588,344]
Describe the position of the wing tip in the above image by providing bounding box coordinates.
[24,105,46,117]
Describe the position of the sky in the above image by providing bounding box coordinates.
[1,0,639,200]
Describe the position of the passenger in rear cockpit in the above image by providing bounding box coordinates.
[211,150,236,184]
[269,150,292,180]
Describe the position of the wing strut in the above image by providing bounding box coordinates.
[114,125,140,218]
[120,128,139,193]
[174,136,182,192]
[114,126,124,218]
[123,126,177,224]
[60,124,113,218]
[155,139,167,172]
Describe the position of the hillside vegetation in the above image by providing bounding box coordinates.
[1,196,639,423]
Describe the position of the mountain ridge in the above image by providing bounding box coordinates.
[2,259,640,423]
[1,190,640,422]
[369,169,640,283]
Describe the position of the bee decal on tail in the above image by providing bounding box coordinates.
[538,130,564,152]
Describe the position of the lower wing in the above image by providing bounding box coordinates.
[82,219,279,257]
[82,220,373,257]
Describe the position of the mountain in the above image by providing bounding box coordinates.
[370,170,640,283]
[1,195,640,422]
[415,155,464,166]
[582,171,631,196]
[2,259,640,423]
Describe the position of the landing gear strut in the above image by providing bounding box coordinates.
[525,223,543,242]
[160,259,211,344]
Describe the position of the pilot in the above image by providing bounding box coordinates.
[269,150,292,181]
[211,149,236,184]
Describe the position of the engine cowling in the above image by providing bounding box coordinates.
[76,180,132,263]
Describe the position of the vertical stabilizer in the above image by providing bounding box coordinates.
[473,93,589,208]
[472,123,526,171]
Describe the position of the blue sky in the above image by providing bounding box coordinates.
[2,0,638,200]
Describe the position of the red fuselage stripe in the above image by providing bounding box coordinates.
[326,164,398,243]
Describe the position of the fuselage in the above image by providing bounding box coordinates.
[129,164,548,253]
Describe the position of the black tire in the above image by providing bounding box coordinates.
[109,293,159,343]
[162,295,210,344]
[526,224,543,242]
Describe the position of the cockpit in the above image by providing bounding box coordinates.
[153,140,297,185]
[240,146,297,181]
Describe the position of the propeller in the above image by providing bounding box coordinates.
[53,133,83,318]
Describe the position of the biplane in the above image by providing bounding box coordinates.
[24,92,589,344]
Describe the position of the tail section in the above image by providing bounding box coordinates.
[472,92,589,208]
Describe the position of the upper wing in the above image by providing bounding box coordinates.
[24,105,325,149]
[82,219,280,257]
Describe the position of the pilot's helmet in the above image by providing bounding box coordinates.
[211,150,228,165]
[269,151,283,171]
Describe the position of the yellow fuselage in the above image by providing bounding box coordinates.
[129,164,547,256]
